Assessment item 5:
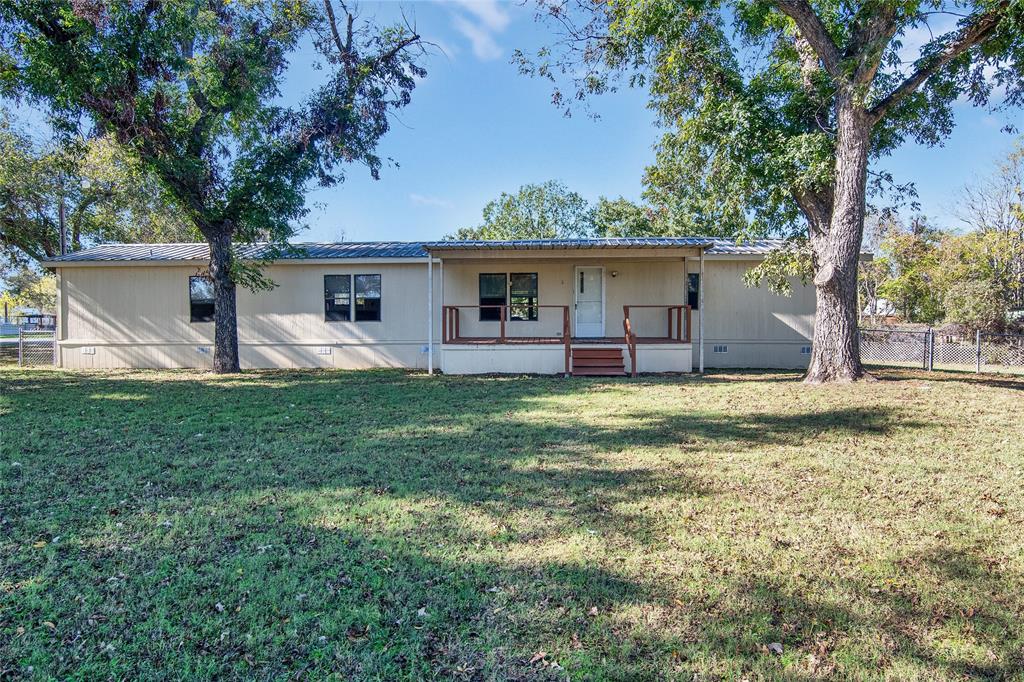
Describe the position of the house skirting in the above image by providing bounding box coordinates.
[440,342,692,375]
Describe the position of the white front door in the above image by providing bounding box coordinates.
[574,266,604,337]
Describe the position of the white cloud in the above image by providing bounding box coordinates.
[410,193,454,209]
[449,0,511,61]
[452,0,510,32]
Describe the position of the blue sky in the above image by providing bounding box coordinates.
[286,1,1023,243]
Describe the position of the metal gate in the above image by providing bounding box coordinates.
[17,328,56,366]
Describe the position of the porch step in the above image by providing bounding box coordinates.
[571,347,626,376]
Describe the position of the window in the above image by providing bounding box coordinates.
[189,276,215,323]
[354,274,381,322]
[324,275,351,321]
[800,345,812,355]
[479,273,506,321]
[713,344,729,353]
[509,273,539,321]
[325,274,381,322]
[687,273,700,310]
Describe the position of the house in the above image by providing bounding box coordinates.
[42,238,816,375]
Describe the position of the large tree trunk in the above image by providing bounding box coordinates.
[207,228,241,373]
[805,97,872,384]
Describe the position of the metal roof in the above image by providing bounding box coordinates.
[421,237,715,250]
[44,237,794,264]
[45,241,429,263]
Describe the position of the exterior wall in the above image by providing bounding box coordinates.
[54,250,815,372]
[442,258,689,340]
[58,262,440,370]
[696,259,815,369]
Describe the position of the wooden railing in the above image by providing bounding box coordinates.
[622,316,638,378]
[622,305,692,377]
[442,304,571,374]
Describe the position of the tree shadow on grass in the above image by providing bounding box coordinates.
[4,369,1017,679]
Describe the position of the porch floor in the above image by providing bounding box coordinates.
[443,336,690,345]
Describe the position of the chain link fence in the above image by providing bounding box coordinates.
[860,328,1024,375]
[13,328,57,367]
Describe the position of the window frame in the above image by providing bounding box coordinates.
[189,276,215,323]
[687,272,700,310]
[509,272,539,322]
[353,273,382,322]
[323,273,382,323]
[324,274,352,322]
[478,273,507,321]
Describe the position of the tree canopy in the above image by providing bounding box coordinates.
[0,112,195,265]
[0,0,427,372]
[519,0,1024,382]
[449,181,595,240]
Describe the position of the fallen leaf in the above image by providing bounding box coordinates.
[768,642,784,656]
[530,651,547,664]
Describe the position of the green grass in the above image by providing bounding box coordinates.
[2,368,1023,680]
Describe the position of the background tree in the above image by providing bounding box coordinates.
[448,180,595,239]
[1,265,56,313]
[876,217,944,323]
[954,139,1024,309]
[0,0,425,372]
[592,196,663,236]
[0,113,196,265]
[519,0,1024,383]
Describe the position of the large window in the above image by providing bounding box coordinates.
[324,275,351,321]
[354,274,381,321]
[687,273,700,310]
[189,276,215,323]
[479,273,506,321]
[509,273,538,321]
[324,274,381,322]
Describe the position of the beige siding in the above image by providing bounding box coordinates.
[698,259,815,369]
[442,259,689,340]
[60,262,440,370]
[55,251,816,372]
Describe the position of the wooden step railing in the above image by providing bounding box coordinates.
[442,304,571,375]
[622,304,692,377]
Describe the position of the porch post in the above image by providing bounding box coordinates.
[427,252,433,375]
[699,247,705,374]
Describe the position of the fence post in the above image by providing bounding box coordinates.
[17,326,23,367]
[52,329,57,366]
[928,328,935,371]
[975,330,982,374]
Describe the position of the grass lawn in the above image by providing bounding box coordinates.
[1,368,1023,680]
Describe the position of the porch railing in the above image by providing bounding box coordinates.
[442,304,571,374]
[622,305,692,377]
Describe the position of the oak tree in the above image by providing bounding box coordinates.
[520,0,1024,382]
[1,0,425,372]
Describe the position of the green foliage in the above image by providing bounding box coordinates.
[449,180,596,239]
[0,0,425,264]
[875,217,944,323]
[520,0,1024,238]
[592,196,663,236]
[742,238,814,295]
[942,278,1008,333]
[1,264,55,312]
[0,112,196,264]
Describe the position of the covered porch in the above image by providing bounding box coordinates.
[423,240,707,376]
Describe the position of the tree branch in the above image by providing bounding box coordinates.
[868,2,1010,122]
[772,0,843,77]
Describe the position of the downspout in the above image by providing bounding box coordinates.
[699,247,705,374]
[427,252,433,375]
